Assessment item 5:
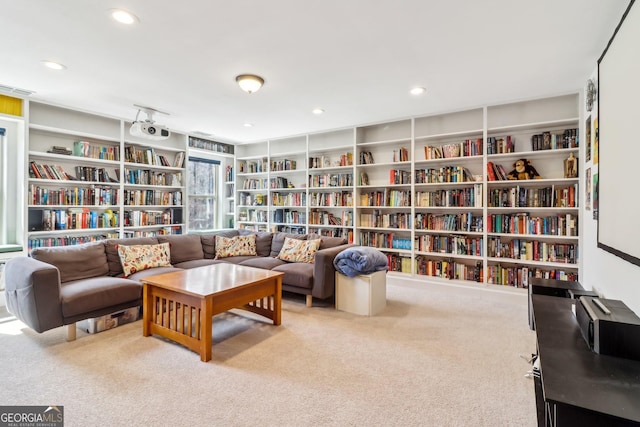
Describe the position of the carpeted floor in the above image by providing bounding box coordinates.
[0,278,537,426]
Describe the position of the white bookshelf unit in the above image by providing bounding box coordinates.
[234,93,580,287]
[26,102,187,252]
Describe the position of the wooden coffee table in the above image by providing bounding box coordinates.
[141,263,284,362]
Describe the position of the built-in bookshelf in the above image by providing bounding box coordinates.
[233,94,580,287]
[26,102,186,251]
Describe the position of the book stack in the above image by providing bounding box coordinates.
[47,145,72,156]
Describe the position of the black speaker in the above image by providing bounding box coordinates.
[28,210,44,231]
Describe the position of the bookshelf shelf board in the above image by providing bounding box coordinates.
[414,155,482,167]
[308,144,353,154]
[357,137,411,147]
[124,162,184,172]
[369,248,412,255]
[28,227,119,236]
[308,186,354,191]
[486,232,579,241]
[358,226,412,232]
[236,172,268,177]
[269,187,307,192]
[487,147,579,162]
[414,128,484,142]
[486,117,579,134]
[308,224,351,229]
[123,184,184,190]
[28,204,117,209]
[415,251,483,261]
[29,178,117,186]
[308,165,354,172]
[29,151,121,167]
[359,183,412,189]
[486,207,579,213]
[187,147,235,159]
[124,140,185,153]
[415,229,484,236]
[238,188,269,192]
[486,177,579,187]
[486,257,578,269]
[357,160,412,168]
[414,206,483,212]
[414,181,480,189]
[29,124,120,143]
[236,154,268,161]
[124,224,184,230]
[269,169,304,175]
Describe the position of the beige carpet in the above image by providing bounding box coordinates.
[0,278,537,426]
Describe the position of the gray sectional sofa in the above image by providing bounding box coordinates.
[4,230,353,340]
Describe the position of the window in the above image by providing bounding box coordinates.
[0,121,25,254]
[187,157,220,231]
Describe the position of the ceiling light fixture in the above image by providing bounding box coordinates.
[236,74,264,94]
[110,9,139,24]
[243,123,254,128]
[312,108,325,115]
[41,61,67,70]
[410,87,426,95]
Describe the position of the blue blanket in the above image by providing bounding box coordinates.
[334,246,389,277]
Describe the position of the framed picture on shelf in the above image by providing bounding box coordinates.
[593,172,599,220]
[585,116,592,162]
[585,167,591,211]
[593,117,599,165]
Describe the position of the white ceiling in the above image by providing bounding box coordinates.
[0,1,629,144]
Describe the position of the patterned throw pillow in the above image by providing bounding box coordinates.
[117,243,171,277]
[215,234,257,259]
[277,237,321,263]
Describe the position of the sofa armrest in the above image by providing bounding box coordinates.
[4,257,64,333]
[312,243,357,299]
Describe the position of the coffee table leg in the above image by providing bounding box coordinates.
[200,297,213,362]
[273,277,282,326]
[143,283,152,337]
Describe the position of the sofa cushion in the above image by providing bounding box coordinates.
[172,259,218,269]
[157,234,203,264]
[117,243,172,277]
[215,234,257,259]
[127,266,180,282]
[31,241,108,283]
[272,263,314,289]
[308,234,348,250]
[106,237,159,276]
[270,232,307,257]
[201,230,239,259]
[214,255,260,265]
[238,230,273,257]
[277,237,321,263]
[60,276,142,318]
[239,257,287,270]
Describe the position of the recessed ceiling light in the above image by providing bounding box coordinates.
[243,123,254,128]
[312,108,325,115]
[410,87,426,95]
[110,9,139,25]
[41,61,67,70]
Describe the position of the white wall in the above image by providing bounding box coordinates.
[580,68,640,315]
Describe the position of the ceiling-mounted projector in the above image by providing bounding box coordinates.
[129,104,170,141]
[130,121,170,140]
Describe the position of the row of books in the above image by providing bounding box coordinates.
[39,209,119,231]
[73,140,120,161]
[358,232,412,250]
[359,190,411,207]
[359,211,410,229]
[238,158,268,173]
[225,166,234,182]
[188,137,234,154]
[122,226,182,238]
[392,147,410,162]
[415,166,473,184]
[122,209,179,227]
[238,224,268,232]
[272,209,306,224]
[387,254,414,273]
[531,128,579,151]
[28,233,119,252]
[308,173,353,188]
[415,235,483,257]
[416,186,483,208]
[309,210,352,226]
[270,159,297,171]
[270,177,293,189]
[123,190,182,206]
[485,265,578,287]
[309,227,354,243]
[29,184,118,206]
[309,191,353,207]
[359,151,375,165]
[124,146,184,168]
[486,136,514,155]
[238,209,268,222]
[486,213,578,236]
[415,212,484,233]
[238,193,267,206]
[486,161,510,181]
[423,139,483,160]
[415,257,483,282]
[29,162,75,181]
[242,178,268,190]
[488,237,577,264]
[389,169,411,184]
[124,169,182,186]
[309,152,353,169]
[273,225,306,234]
[76,166,118,183]
[272,191,306,207]
[487,185,577,208]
